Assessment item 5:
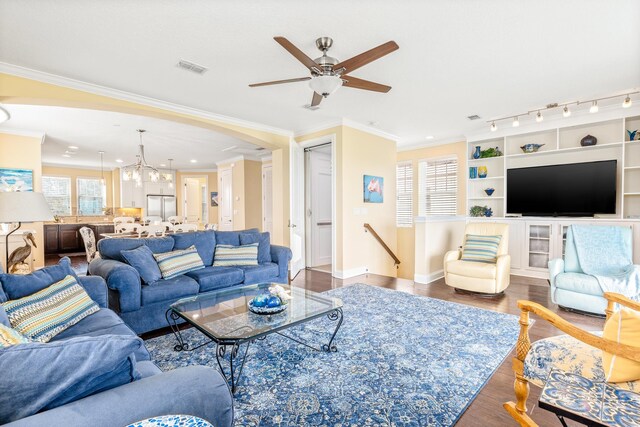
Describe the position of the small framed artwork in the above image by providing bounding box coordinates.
[363,175,384,203]
[0,168,33,192]
[210,191,219,207]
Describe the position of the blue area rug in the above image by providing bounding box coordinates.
[145,284,520,426]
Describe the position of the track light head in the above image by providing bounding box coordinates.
[512,117,519,127]
[535,111,543,123]
[562,106,571,117]
[589,101,599,113]
[623,95,632,108]
[490,122,497,132]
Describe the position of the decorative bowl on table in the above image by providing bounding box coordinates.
[520,143,545,153]
[247,285,291,315]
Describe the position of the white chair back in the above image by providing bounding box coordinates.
[141,216,163,226]
[160,222,174,232]
[138,225,166,237]
[113,217,134,228]
[116,223,140,234]
[204,223,218,231]
[168,216,185,225]
[173,223,198,232]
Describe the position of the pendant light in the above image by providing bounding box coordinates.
[168,159,174,189]
[122,129,160,187]
[99,151,106,186]
[589,101,599,113]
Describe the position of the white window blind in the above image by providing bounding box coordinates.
[396,161,413,227]
[418,157,458,216]
[77,178,105,215]
[42,176,71,215]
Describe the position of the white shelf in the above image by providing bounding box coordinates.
[506,142,623,159]
[469,176,504,180]
[468,157,504,163]
[529,251,550,255]
[469,196,504,200]
[530,237,550,240]
[625,192,640,196]
[624,166,640,170]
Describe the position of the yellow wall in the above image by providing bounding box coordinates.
[0,132,45,269]
[244,160,263,230]
[395,141,467,279]
[176,171,218,225]
[271,148,290,246]
[42,165,114,214]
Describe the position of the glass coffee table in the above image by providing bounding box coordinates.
[165,283,343,393]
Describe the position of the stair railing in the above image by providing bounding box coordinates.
[363,223,401,267]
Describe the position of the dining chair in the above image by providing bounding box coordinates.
[138,224,166,237]
[141,216,163,226]
[116,223,139,234]
[168,216,185,225]
[173,223,198,232]
[113,216,134,230]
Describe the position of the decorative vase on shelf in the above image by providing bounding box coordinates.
[478,166,488,178]
[484,188,495,196]
[580,134,597,147]
[472,146,481,159]
[628,130,638,141]
[469,167,478,179]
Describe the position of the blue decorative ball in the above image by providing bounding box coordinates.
[252,294,269,307]
[266,296,282,308]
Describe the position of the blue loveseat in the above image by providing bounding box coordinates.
[89,230,292,334]
[0,258,233,427]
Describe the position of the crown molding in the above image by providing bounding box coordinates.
[177,168,218,173]
[0,62,294,138]
[294,118,400,142]
[41,162,104,171]
[293,120,343,138]
[397,135,467,152]
[216,155,246,166]
[261,155,272,163]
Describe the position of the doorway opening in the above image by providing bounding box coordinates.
[304,142,333,273]
[182,176,208,226]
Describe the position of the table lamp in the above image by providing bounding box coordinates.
[0,192,53,273]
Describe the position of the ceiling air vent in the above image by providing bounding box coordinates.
[177,60,208,75]
[467,115,481,120]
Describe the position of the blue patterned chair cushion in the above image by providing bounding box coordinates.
[127,415,213,427]
[461,234,502,263]
[2,275,99,342]
[524,334,639,392]
[153,246,205,280]
[213,243,259,266]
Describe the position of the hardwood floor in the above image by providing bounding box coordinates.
[49,255,598,426]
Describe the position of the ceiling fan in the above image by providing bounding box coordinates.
[249,36,399,107]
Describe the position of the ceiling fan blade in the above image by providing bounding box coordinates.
[333,41,399,74]
[311,92,323,107]
[249,77,311,87]
[274,37,321,73]
[341,75,391,93]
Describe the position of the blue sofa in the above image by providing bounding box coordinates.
[89,230,292,334]
[0,258,233,427]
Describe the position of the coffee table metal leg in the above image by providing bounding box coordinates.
[322,307,344,353]
[165,309,189,351]
[216,341,251,394]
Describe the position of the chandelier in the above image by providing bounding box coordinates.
[122,129,160,187]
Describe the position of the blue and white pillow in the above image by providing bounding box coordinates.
[461,234,502,263]
[153,246,205,280]
[213,243,259,266]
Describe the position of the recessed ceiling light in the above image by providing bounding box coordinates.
[115,159,123,163]
[68,145,79,150]
[62,154,71,158]
[425,136,434,140]
[190,159,197,163]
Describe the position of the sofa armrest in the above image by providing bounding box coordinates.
[548,258,565,289]
[88,258,142,313]
[5,366,234,427]
[443,249,461,274]
[77,276,108,308]
[270,245,292,280]
[495,254,511,293]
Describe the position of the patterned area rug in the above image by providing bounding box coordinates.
[145,284,520,426]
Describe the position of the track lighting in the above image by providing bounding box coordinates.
[623,95,632,108]
[535,111,543,123]
[589,101,599,113]
[512,117,519,127]
[562,106,571,117]
[490,122,497,132]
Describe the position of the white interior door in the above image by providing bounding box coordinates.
[309,150,332,267]
[219,168,233,231]
[290,141,305,278]
[262,165,273,234]
[184,178,201,223]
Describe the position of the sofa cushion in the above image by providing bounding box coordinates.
[154,246,205,279]
[2,275,100,343]
[52,309,150,362]
[136,360,162,379]
[0,334,142,423]
[171,231,217,266]
[213,243,259,267]
[240,232,271,264]
[554,272,603,296]
[238,263,279,284]
[98,237,174,262]
[461,234,501,264]
[0,323,30,348]
[121,245,163,284]
[185,266,244,293]
[0,257,78,300]
[446,259,497,279]
[141,275,200,306]
[214,228,259,247]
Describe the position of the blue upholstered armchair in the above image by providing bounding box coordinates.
[549,225,638,315]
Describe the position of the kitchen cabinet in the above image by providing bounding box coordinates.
[44,223,114,254]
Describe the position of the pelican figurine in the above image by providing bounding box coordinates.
[7,232,36,274]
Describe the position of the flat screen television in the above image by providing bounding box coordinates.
[506,160,617,217]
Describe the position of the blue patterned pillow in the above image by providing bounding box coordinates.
[239,232,271,264]
[213,243,259,266]
[153,245,205,280]
[461,234,502,263]
[0,323,30,348]
[2,275,99,343]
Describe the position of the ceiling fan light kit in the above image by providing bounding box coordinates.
[250,36,399,107]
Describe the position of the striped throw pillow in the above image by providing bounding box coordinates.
[461,234,502,263]
[2,275,99,343]
[0,323,30,348]
[213,243,259,267]
[153,245,205,279]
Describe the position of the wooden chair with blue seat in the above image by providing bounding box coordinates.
[504,292,640,426]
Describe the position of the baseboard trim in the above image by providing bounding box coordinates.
[334,267,367,279]
[414,270,444,284]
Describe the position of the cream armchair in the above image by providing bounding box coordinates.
[443,222,510,295]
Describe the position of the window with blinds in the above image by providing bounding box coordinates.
[77,178,105,215]
[396,161,413,227]
[42,176,72,215]
[418,157,458,216]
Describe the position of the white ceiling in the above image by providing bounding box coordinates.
[0,0,639,147]
[0,105,264,169]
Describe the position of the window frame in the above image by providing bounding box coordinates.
[418,156,458,217]
[76,176,106,216]
[42,175,72,216]
[396,161,414,227]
